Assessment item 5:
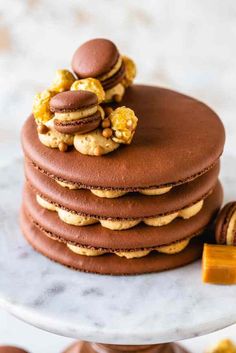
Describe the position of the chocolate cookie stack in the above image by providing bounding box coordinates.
[20,39,225,275]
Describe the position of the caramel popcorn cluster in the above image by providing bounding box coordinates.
[71,78,105,104]
[50,69,76,92]
[206,339,236,353]
[32,49,138,156]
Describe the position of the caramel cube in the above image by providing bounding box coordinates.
[202,244,236,285]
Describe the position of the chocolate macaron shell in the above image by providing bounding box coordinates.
[215,202,236,244]
[25,160,220,219]
[22,85,225,190]
[50,90,98,113]
[101,61,126,90]
[72,38,120,78]
[23,182,223,250]
[0,347,29,353]
[54,111,101,135]
[20,209,204,275]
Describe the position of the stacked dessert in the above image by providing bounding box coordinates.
[21,38,225,275]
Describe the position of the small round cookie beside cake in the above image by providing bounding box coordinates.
[20,38,225,275]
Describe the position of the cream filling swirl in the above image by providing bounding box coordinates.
[98,56,123,81]
[67,237,191,258]
[56,180,173,197]
[54,106,98,122]
[36,194,204,230]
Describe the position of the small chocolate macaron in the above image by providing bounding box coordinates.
[71,38,125,91]
[0,347,29,353]
[50,90,102,135]
[215,202,236,245]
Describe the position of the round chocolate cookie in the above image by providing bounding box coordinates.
[215,202,236,245]
[22,85,225,191]
[20,208,204,275]
[50,90,98,113]
[25,160,220,219]
[0,347,29,353]
[50,90,101,135]
[23,182,222,251]
[71,38,120,79]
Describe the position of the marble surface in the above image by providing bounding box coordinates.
[0,1,236,350]
[0,156,235,345]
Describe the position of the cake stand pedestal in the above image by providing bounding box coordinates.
[0,157,236,353]
[62,342,188,352]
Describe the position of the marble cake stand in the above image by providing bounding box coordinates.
[0,157,236,353]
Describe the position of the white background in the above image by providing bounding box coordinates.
[0,0,236,352]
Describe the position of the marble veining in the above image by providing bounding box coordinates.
[0,156,236,344]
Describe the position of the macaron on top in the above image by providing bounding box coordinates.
[0,347,29,353]
[50,90,98,113]
[215,202,236,245]
[72,38,120,79]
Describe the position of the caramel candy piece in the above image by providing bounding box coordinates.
[202,244,236,284]
[58,141,68,152]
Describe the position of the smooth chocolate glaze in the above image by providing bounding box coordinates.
[21,85,225,190]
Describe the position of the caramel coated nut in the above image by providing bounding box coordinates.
[74,129,119,156]
[94,146,104,156]
[104,106,113,117]
[33,89,56,123]
[58,141,68,152]
[71,78,105,103]
[110,106,138,144]
[101,118,111,128]
[102,128,113,138]
[50,69,76,93]
[37,123,49,134]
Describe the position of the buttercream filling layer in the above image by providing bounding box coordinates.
[54,112,102,135]
[102,62,126,91]
[29,213,195,258]
[54,105,97,121]
[98,56,123,81]
[36,193,204,230]
[57,179,172,196]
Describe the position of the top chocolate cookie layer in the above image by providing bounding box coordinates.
[22,85,225,190]
[50,90,98,113]
[72,38,120,78]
